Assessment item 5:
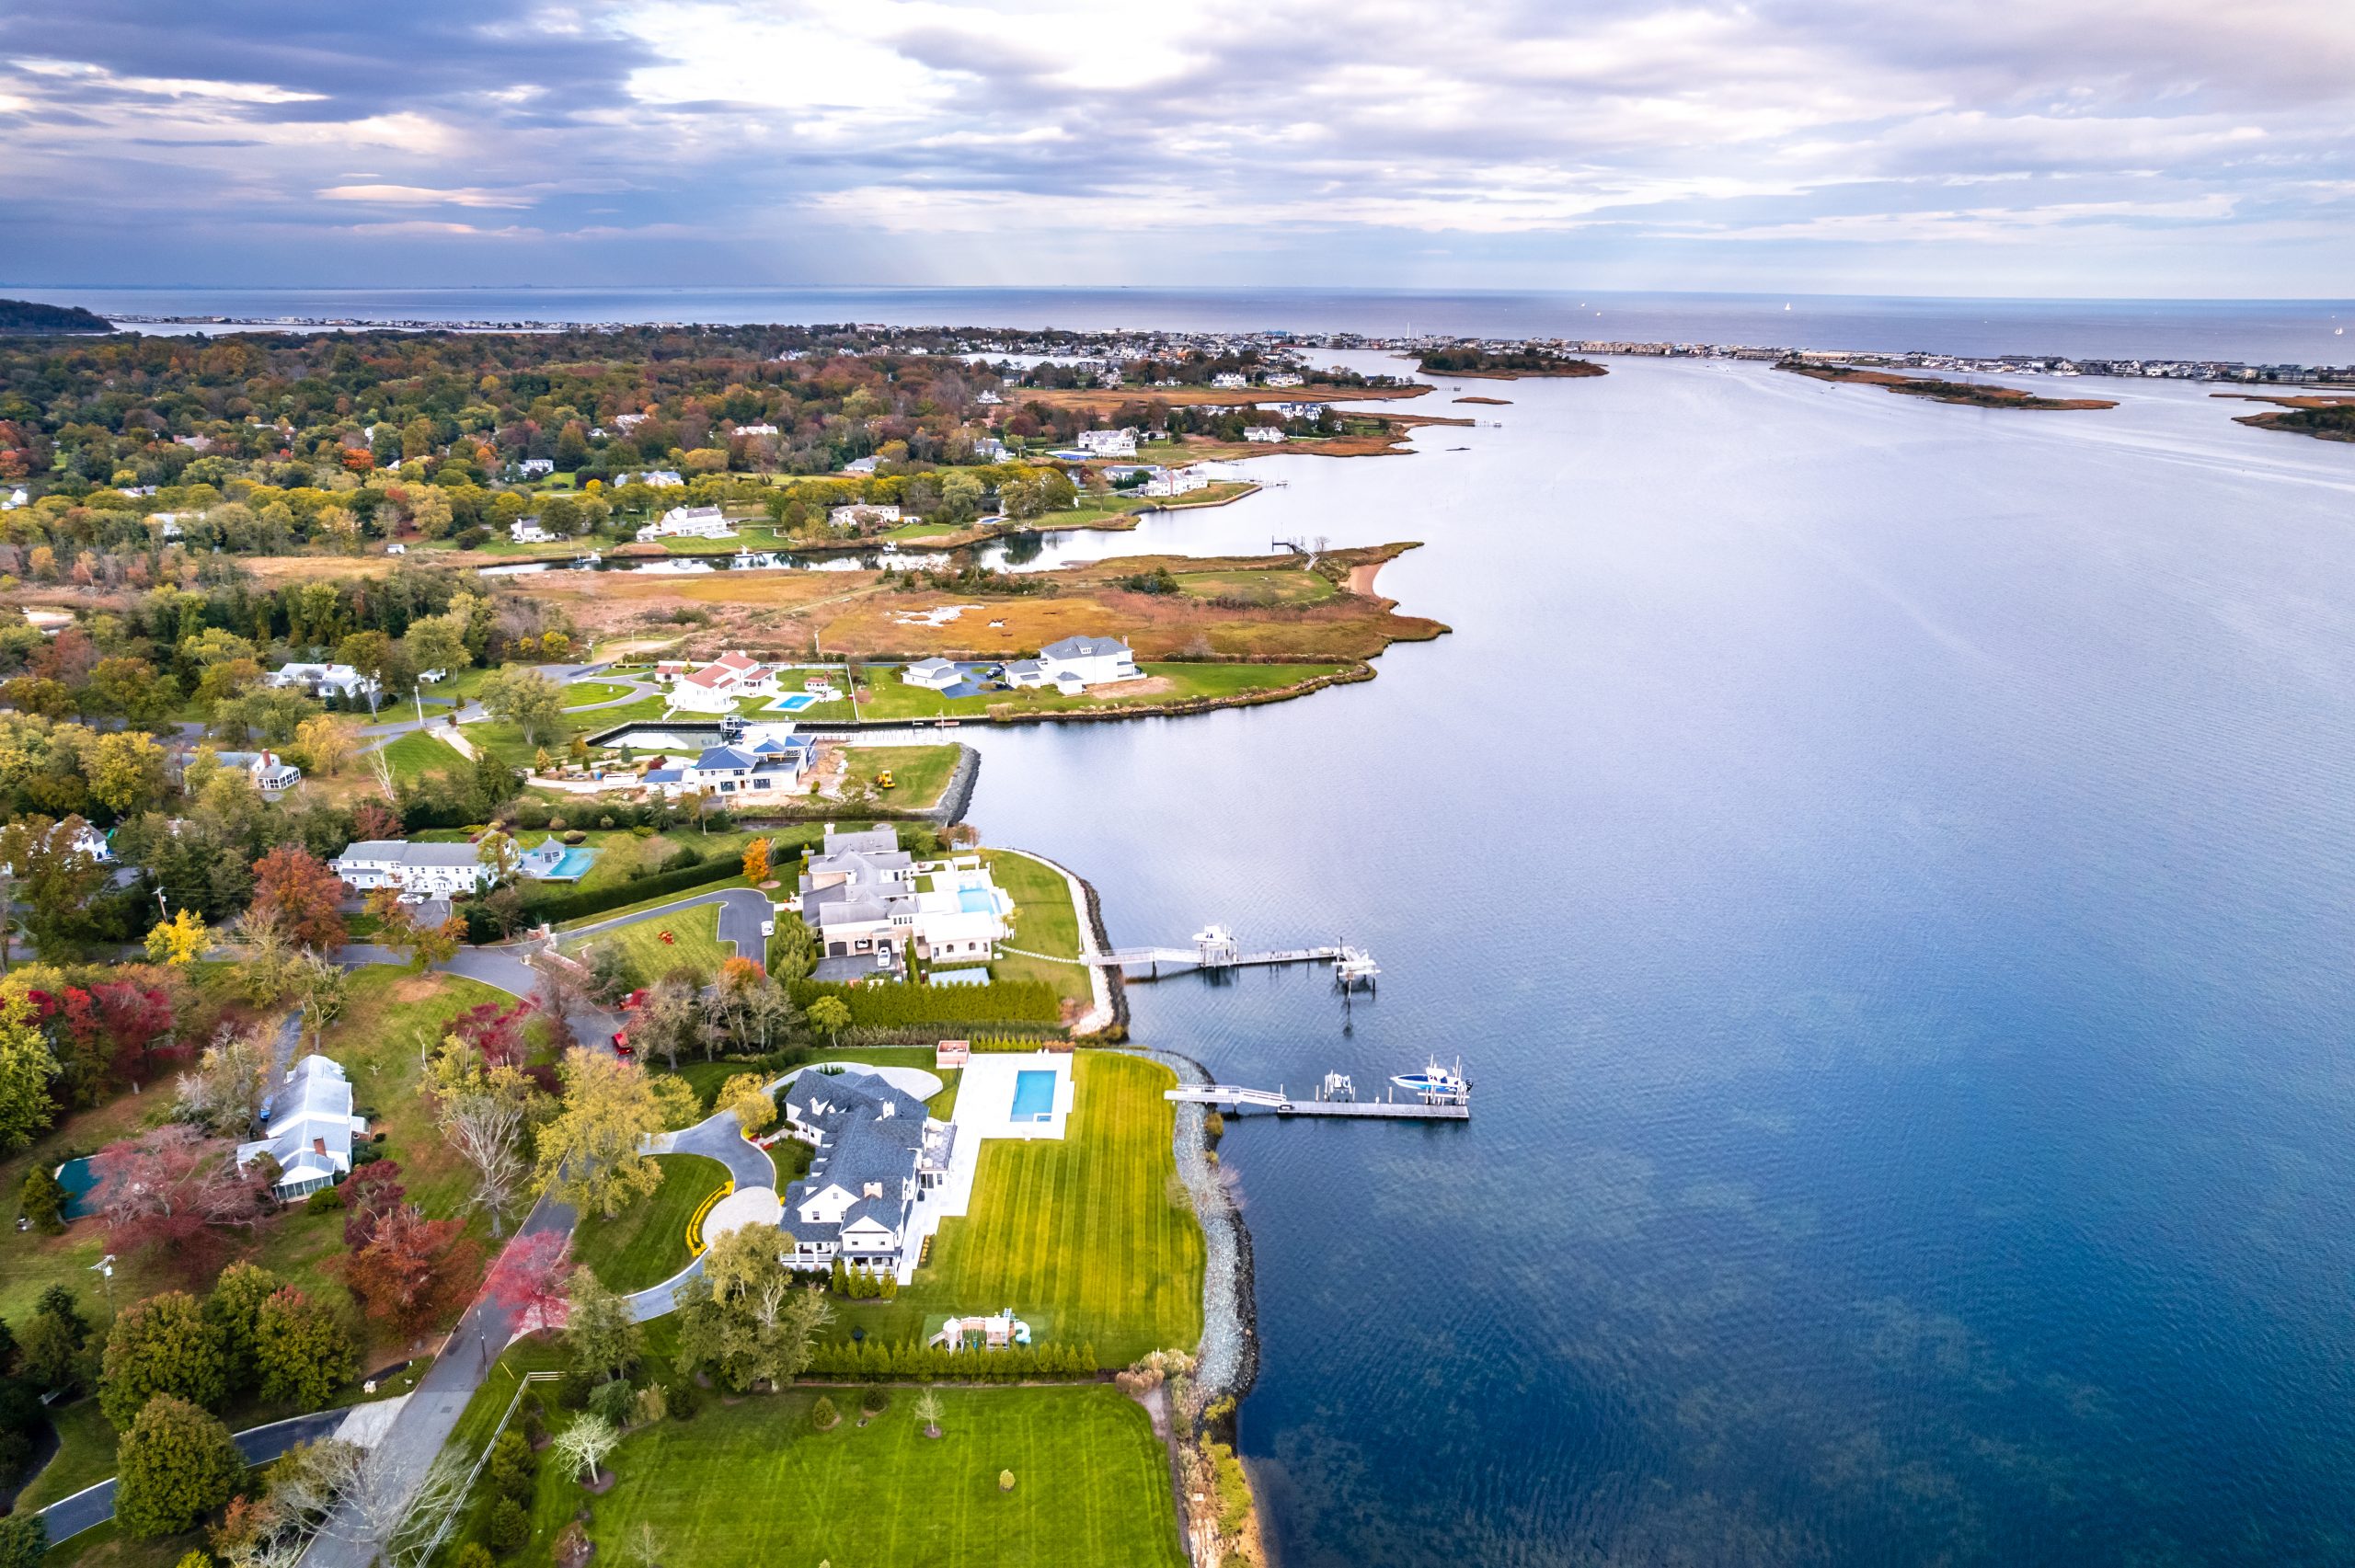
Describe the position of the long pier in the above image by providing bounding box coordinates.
[1109,944,1338,970]
[1166,1080,1468,1120]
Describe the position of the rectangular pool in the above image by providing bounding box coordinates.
[765,692,821,712]
[1010,1070,1056,1122]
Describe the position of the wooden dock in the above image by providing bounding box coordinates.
[1165,1082,1468,1120]
[1109,944,1339,972]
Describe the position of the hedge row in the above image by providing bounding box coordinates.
[520,858,742,925]
[801,1336,1101,1379]
[787,977,1061,1026]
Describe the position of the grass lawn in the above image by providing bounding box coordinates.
[838,744,960,808]
[380,727,468,782]
[979,850,1090,1007]
[561,680,636,708]
[1175,567,1338,606]
[16,1397,118,1509]
[569,1153,731,1292]
[43,1519,199,1568]
[834,1052,1201,1365]
[563,901,728,988]
[534,1385,1183,1568]
[849,661,1350,721]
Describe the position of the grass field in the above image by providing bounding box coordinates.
[42,1518,195,1568]
[563,901,727,989]
[849,660,1351,721]
[839,744,960,807]
[1176,567,1338,605]
[569,1152,731,1290]
[561,680,636,708]
[533,1385,1183,1568]
[833,1052,1201,1365]
[380,727,468,782]
[15,1396,118,1510]
[977,850,1090,1007]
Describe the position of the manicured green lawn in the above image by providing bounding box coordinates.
[836,1052,1201,1365]
[980,849,1090,1006]
[43,1518,197,1568]
[841,744,961,807]
[569,1153,731,1290]
[850,661,1350,721]
[562,902,729,988]
[1175,567,1338,605]
[561,680,636,708]
[380,727,467,782]
[16,1397,118,1509]
[534,1385,1184,1568]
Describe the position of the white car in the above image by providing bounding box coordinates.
[396,891,430,905]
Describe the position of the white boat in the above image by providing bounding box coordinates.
[1389,1056,1469,1103]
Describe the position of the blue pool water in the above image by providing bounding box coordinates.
[1010,1070,1056,1121]
[544,847,599,879]
[766,692,820,712]
[957,887,999,914]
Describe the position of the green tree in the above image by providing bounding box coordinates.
[0,1514,45,1568]
[203,1260,286,1395]
[254,1287,356,1409]
[477,668,567,747]
[485,1496,531,1554]
[533,1048,666,1219]
[17,1288,90,1391]
[18,1162,65,1233]
[100,1290,227,1429]
[87,729,170,815]
[114,1395,244,1539]
[563,1269,643,1383]
[476,828,522,887]
[807,993,851,1048]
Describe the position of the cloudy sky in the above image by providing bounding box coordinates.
[5,0,2352,297]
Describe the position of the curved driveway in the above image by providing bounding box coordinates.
[559,887,776,963]
[40,1407,351,1542]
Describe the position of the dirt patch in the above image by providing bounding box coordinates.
[1085,675,1175,697]
[390,975,444,1002]
[1452,395,1511,405]
[1346,562,1385,598]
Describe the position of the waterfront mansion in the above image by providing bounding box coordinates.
[654,649,782,712]
[1004,634,1142,692]
[797,822,1016,980]
[775,1070,955,1275]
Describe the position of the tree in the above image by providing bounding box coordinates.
[173,1029,272,1134]
[315,1444,470,1568]
[0,1515,45,1568]
[671,1224,833,1392]
[20,1162,66,1232]
[99,1290,228,1429]
[248,845,348,953]
[476,828,522,887]
[205,1261,288,1395]
[115,1395,244,1539]
[17,1288,90,1392]
[293,953,348,1050]
[294,715,357,777]
[226,910,296,1005]
[563,1269,642,1382]
[741,837,770,884]
[534,960,586,1052]
[551,1413,619,1486]
[913,1387,943,1438]
[477,668,567,746]
[648,1074,700,1130]
[402,612,470,682]
[435,1071,540,1237]
[343,1203,477,1339]
[0,816,107,957]
[92,1125,269,1275]
[807,994,851,1049]
[254,1288,356,1409]
[716,1073,775,1138]
[533,1047,666,1219]
[340,1160,408,1251]
[0,984,58,1152]
[483,1229,571,1331]
[88,729,170,814]
[144,907,211,965]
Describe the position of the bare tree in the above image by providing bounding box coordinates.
[552,1413,621,1486]
[534,958,586,1052]
[174,1024,274,1133]
[323,1444,472,1568]
[437,1083,534,1236]
[368,740,396,802]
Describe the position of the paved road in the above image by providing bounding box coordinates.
[622,1108,778,1321]
[336,946,622,1049]
[560,887,776,963]
[41,1408,351,1542]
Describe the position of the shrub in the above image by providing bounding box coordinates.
[453,1544,497,1568]
[19,1166,66,1234]
[563,830,587,845]
[114,1395,242,1539]
[488,1428,536,1504]
[859,1387,891,1415]
[587,1379,635,1425]
[486,1495,532,1555]
[810,1395,839,1431]
[667,1379,702,1421]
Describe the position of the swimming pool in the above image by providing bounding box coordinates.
[958,886,1002,914]
[1010,1070,1056,1122]
[764,692,821,712]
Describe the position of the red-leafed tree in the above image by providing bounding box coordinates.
[248,845,349,953]
[340,1160,407,1250]
[451,999,535,1069]
[94,979,180,1084]
[350,801,403,841]
[343,1203,479,1339]
[483,1230,573,1334]
[91,1126,270,1278]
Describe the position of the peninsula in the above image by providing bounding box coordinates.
[2218,394,2355,442]
[1776,360,2120,410]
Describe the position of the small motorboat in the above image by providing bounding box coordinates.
[1390,1056,1470,1103]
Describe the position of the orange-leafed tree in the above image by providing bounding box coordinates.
[249,845,349,953]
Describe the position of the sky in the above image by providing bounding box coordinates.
[3,0,2352,298]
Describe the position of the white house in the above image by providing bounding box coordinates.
[731,423,780,438]
[1003,634,1140,692]
[510,520,557,544]
[518,458,555,476]
[828,503,902,531]
[636,505,735,542]
[1075,428,1137,458]
[971,437,1011,463]
[613,413,649,431]
[237,1055,368,1198]
[22,609,72,636]
[213,750,304,799]
[151,511,186,541]
[843,456,879,475]
[1211,372,1249,389]
[330,839,494,896]
[1273,401,1330,420]
[267,662,379,702]
[665,650,780,713]
[1145,466,1209,498]
[1264,372,1306,388]
[640,726,817,798]
[775,1072,956,1275]
[1243,426,1288,443]
[621,469,684,487]
[902,658,963,690]
[1,488,27,511]
[798,826,1016,979]
[385,542,407,555]
[975,389,1004,406]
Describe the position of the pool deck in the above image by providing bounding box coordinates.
[890,1049,1073,1285]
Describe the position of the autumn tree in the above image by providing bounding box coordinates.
[294,714,357,777]
[533,1047,666,1219]
[344,1203,479,1340]
[672,1224,833,1392]
[339,1161,408,1250]
[87,729,170,814]
[807,993,851,1048]
[717,1073,775,1138]
[115,1395,243,1539]
[92,1125,269,1276]
[99,1290,228,1428]
[254,1287,357,1408]
[248,844,348,952]
[741,837,770,884]
[144,907,211,965]
[482,1230,571,1331]
[534,960,585,1052]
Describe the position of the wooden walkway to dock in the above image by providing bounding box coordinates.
[1165,1084,1469,1120]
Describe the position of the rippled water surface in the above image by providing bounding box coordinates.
[938,361,2355,1565]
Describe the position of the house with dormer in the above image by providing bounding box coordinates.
[236,1054,368,1198]
[775,1072,956,1275]
[639,723,816,798]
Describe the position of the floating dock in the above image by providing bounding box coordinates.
[1109,925,1375,987]
[1166,1067,1468,1121]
